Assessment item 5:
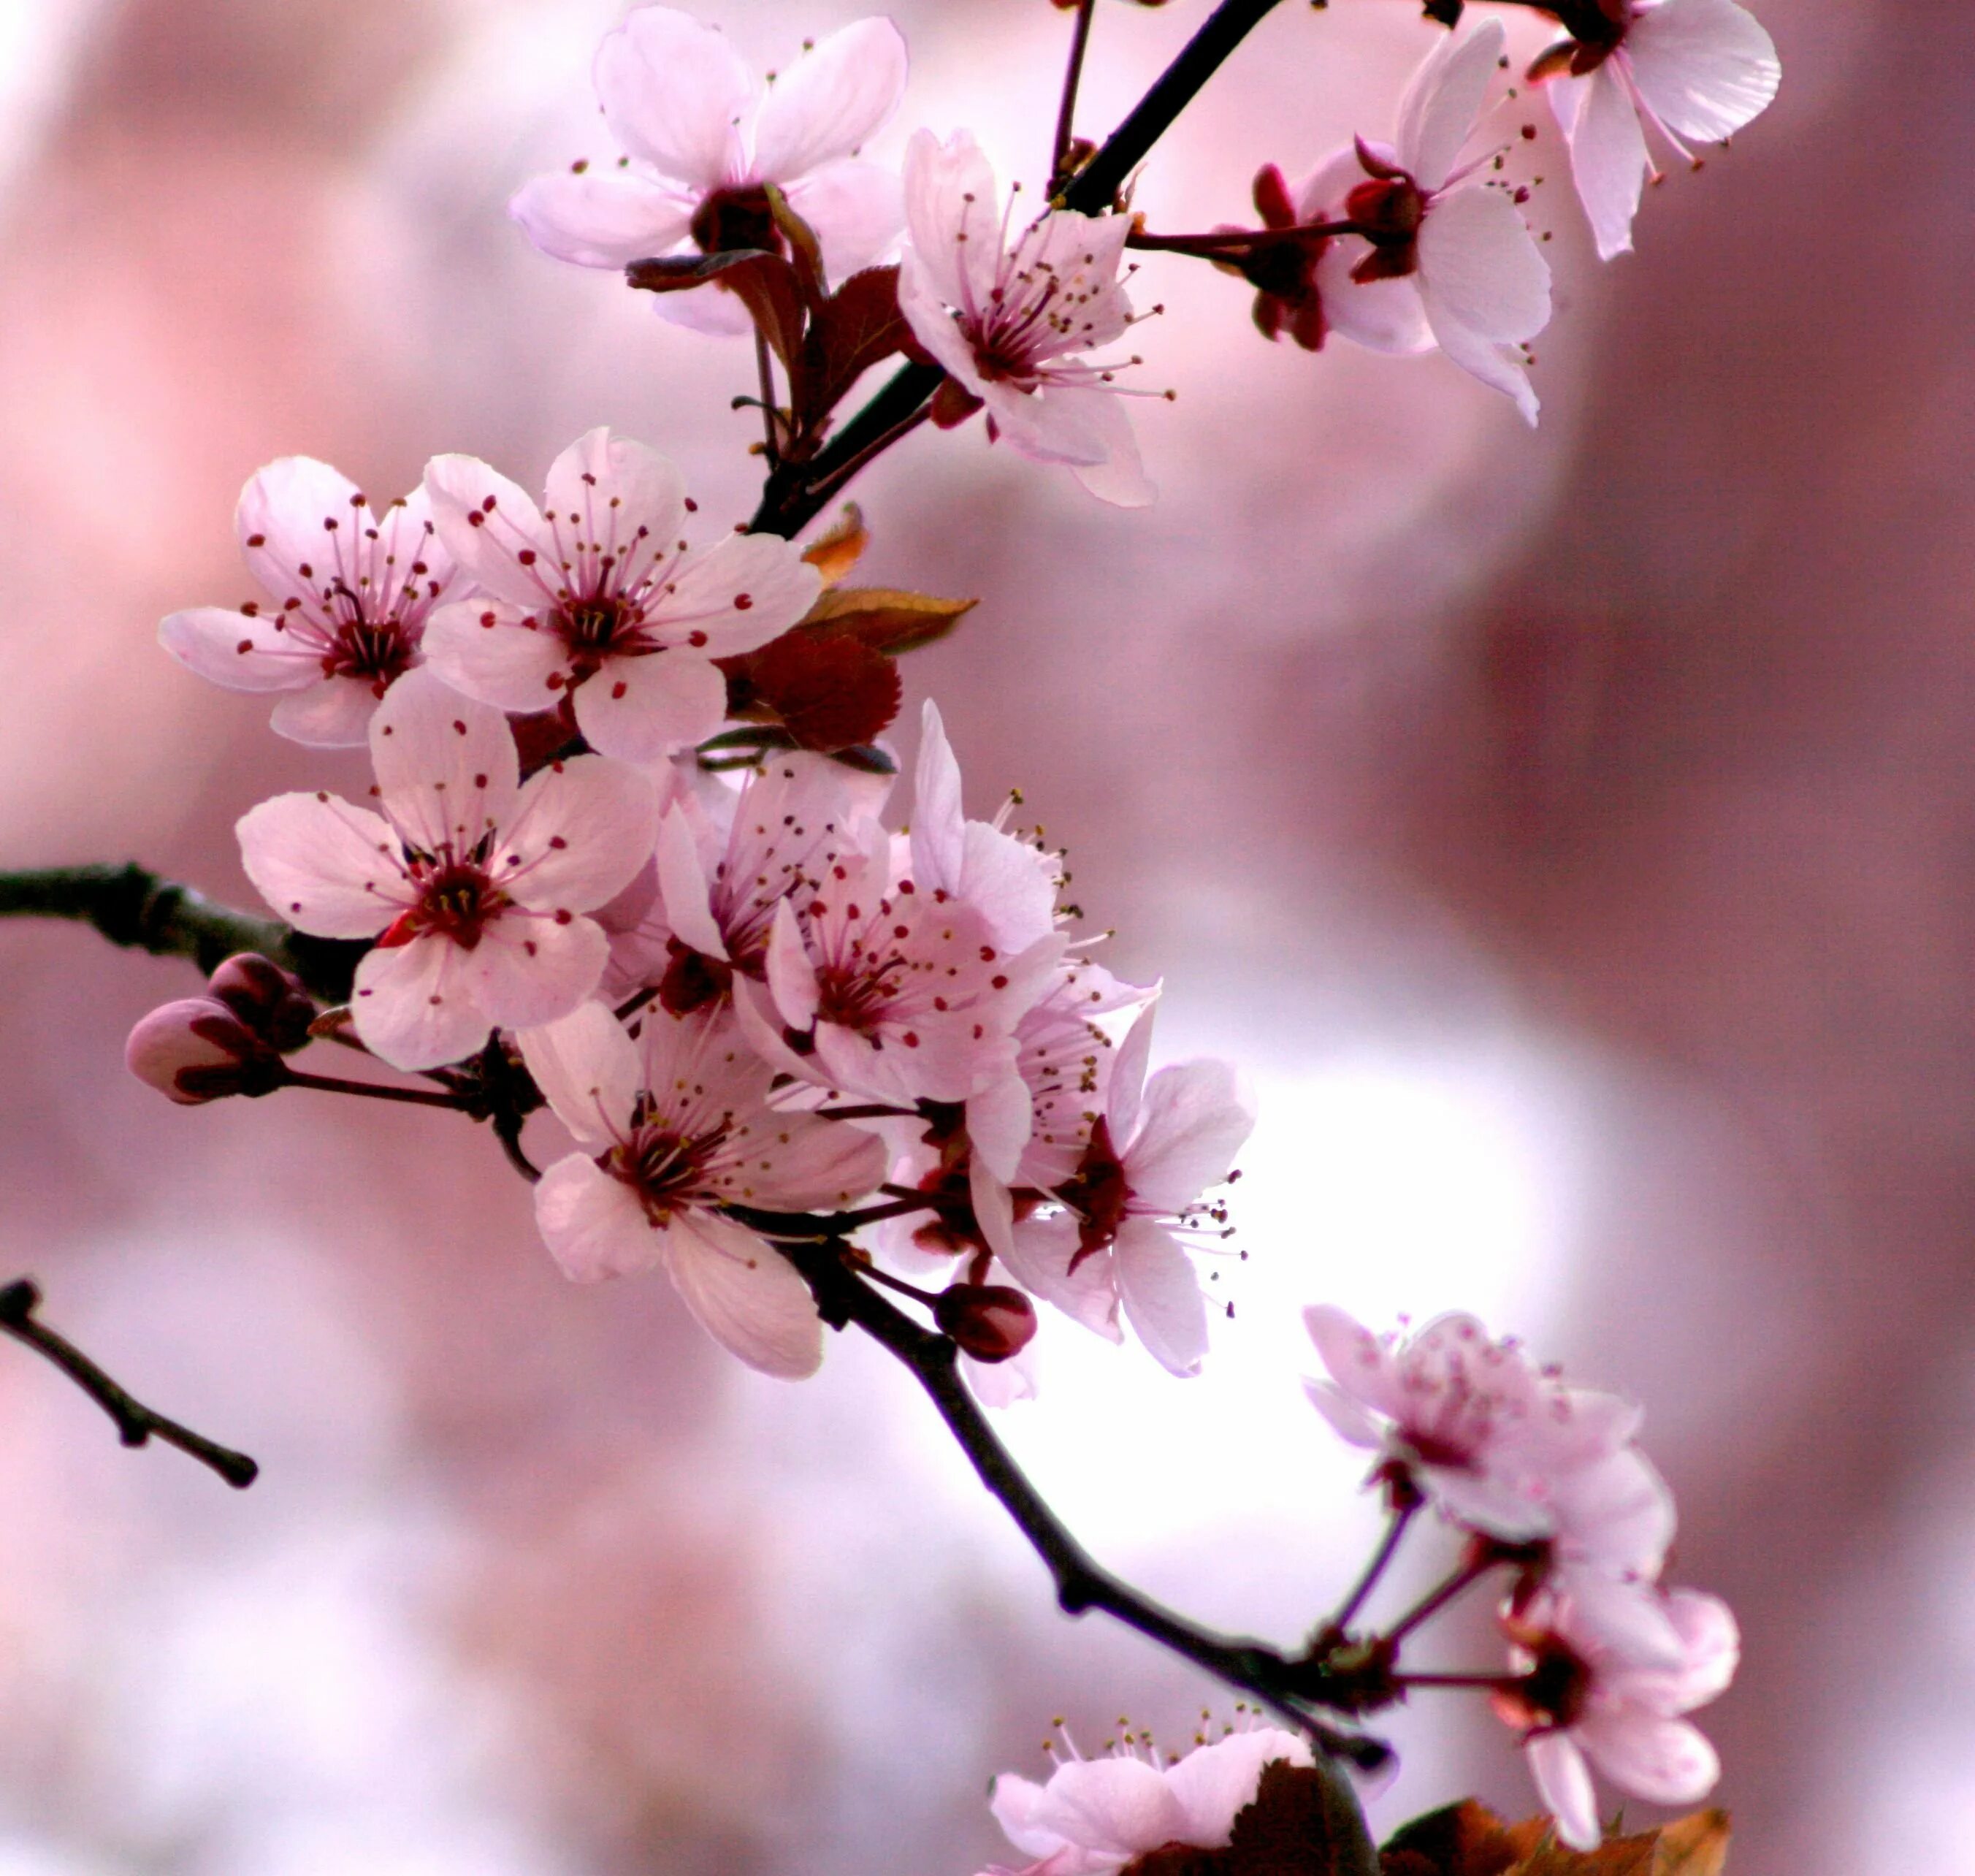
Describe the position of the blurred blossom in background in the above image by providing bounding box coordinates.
[0,1,1966,1872]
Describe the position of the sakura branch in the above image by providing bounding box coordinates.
[0,0,1787,1867]
[0,1279,259,1489]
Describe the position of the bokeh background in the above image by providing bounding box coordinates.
[0,1,1963,1871]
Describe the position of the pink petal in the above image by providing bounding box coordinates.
[1575,1714,1719,1807]
[750,17,908,183]
[509,167,695,270]
[989,1773,1068,1860]
[237,456,364,595]
[574,652,728,764]
[350,932,492,1070]
[1001,1212,1121,1339]
[465,911,608,1032]
[901,127,1000,313]
[422,599,571,712]
[764,898,822,1030]
[1558,67,1649,262]
[369,669,522,857]
[971,1159,1018,1265]
[1559,1572,1686,1671]
[1291,145,1364,221]
[270,676,388,748]
[909,699,965,891]
[665,1212,824,1379]
[1106,1004,1155,1144]
[652,530,821,654]
[1113,1216,1208,1376]
[1395,18,1504,194]
[516,1001,639,1146]
[1302,1376,1383,1450]
[542,427,687,593]
[896,253,988,394]
[1525,1731,1600,1853]
[726,1109,887,1214]
[1302,1303,1405,1421]
[159,606,316,693]
[1028,1757,1186,1857]
[1124,1058,1253,1215]
[1315,245,1435,354]
[535,1154,660,1281]
[499,755,659,912]
[1628,0,1780,143]
[236,791,403,938]
[966,1067,1034,1185]
[422,453,558,609]
[979,380,1110,471]
[1553,1444,1676,1576]
[596,7,755,190]
[652,283,758,338]
[733,975,820,1085]
[1602,1589,1738,1709]
[1420,186,1552,345]
[960,823,1060,953]
[1164,1731,1313,1845]
[782,160,906,283]
[1062,388,1155,510]
[654,803,728,960]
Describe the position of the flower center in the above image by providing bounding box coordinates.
[610,1116,730,1224]
[1345,175,1426,283]
[1492,1630,1593,1732]
[691,185,781,257]
[320,608,418,696]
[814,950,911,1035]
[1061,1115,1133,1267]
[378,858,508,951]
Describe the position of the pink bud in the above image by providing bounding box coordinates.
[205,953,316,1053]
[933,1284,1037,1364]
[125,997,286,1105]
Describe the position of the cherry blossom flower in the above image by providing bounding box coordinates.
[1527,1441,1686,1666]
[897,129,1155,507]
[421,429,820,763]
[1302,1308,1640,1541]
[126,999,285,1105]
[1535,0,1781,260]
[1497,1587,1738,1851]
[1298,21,1551,422]
[511,7,908,334]
[518,999,886,1377]
[160,459,456,747]
[979,1727,1314,1876]
[236,670,657,1072]
[995,1005,1252,1376]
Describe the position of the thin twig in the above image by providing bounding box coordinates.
[1051,0,1099,192]
[0,1279,259,1488]
[753,327,782,465]
[1325,1496,1418,1636]
[284,1069,471,1110]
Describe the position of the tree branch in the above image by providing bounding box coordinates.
[0,1278,259,1487]
[746,0,1289,541]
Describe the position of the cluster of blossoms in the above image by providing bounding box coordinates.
[114,0,1779,1860]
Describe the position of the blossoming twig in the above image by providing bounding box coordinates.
[0,1278,259,1488]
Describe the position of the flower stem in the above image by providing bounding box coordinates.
[1383,1550,1502,1647]
[0,1278,259,1488]
[283,1069,471,1110]
[1326,1498,1419,1636]
[1050,0,1099,193]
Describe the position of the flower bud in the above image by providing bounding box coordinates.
[933,1283,1037,1364]
[205,953,316,1053]
[125,998,287,1105]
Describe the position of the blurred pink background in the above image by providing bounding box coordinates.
[0,1,1963,1872]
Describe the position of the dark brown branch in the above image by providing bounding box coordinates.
[0,1278,259,1487]
[1051,0,1099,191]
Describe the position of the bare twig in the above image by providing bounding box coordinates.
[0,1279,259,1488]
[1051,0,1099,192]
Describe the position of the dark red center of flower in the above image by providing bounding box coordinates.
[609,1116,730,1224]
[691,186,781,257]
[814,951,910,1036]
[1345,175,1426,283]
[321,612,417,698]
[1060,1115,1133,1269]
[378,860,507,951]
[657,939,735,1017]
[1491,1628,1593,1733]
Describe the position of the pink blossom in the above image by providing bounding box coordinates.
[1531,1441,1685,1666]
[511,8,908,334]
[979,1728,1313,1876]
[897,129,1154,507]
[1499,1587,1738,1851]
[1302,1308,1640,1541]
[996,1005,1252,1376]
[160,458,456,747]
[518,999,885,1377]
[1296,21,1551,423]
[236,669,657,1072]
[421,429,819,763]
[125,998,284,1105]
[1537,0,1781,261]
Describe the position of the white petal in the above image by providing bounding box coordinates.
[782,160,905,283]
[421,453,559,610]
[236,792,402,937]
[1302,1377,1383,1449]
[237,456,364,596]
[543,427,687,592]
[1426,301,1542,425]
[1291,145,1364,221]
[1575,1715,1719,1807]
[1316,245,1435,354]
[1028,1757,1186,1857]
[466,912,608,1032]
[269,677,386,748]
[422,600,571,713]
[652,530,822,654]
[909,698,964,888]
[652,282,758,338]
[1396,18,1505,194]
[1525,1731,1600,1853]
[895,252,988,394]
[350,933,492,1070]
[160,606,316,693]
[665,1213,824,1379]
[1001,1213,1120,1340]
[764,897,822,1029]
[1063,389,1155,510]
[595,7,755,190]
[573,652,728,763]
[901,127,1000,312]
[970,1159,1017,1265]
[1113,1216,1208,1376]
[509,167,695,269]
[1164,1731,1313,1845]
[1301,1303,1405,1422]
[1107,1003,1155,1144]
[500,755,659,911]
[369,668,522,856]
[966,1067,1034,1185]
[1125,1058,1253,1214]
[1627,0,1781,143]
[730,1110,887,1213]
[516,1001,639,1146]
[654,802,728,959]
[751,18,907,183]
[988,1774,1069,1861]
[1420,186,1552,345]
[1559,67,1649,261]
[535,1154,659,1281]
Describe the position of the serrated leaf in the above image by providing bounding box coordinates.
[801,504,868,588]
[1651,1812,1728,1876]
[794,265,911,430]
[804,585,977,657]
[1380,1800,1520,1876]
[721,628,901,752]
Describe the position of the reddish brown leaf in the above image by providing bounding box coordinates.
[765,183,828,310]
[804,584,976,657]
[795,265,912,430]
[725,628,902,752]
[627,248,806,370]
[1649,1812,1729,1876]
[1380,1800,1522,1876]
